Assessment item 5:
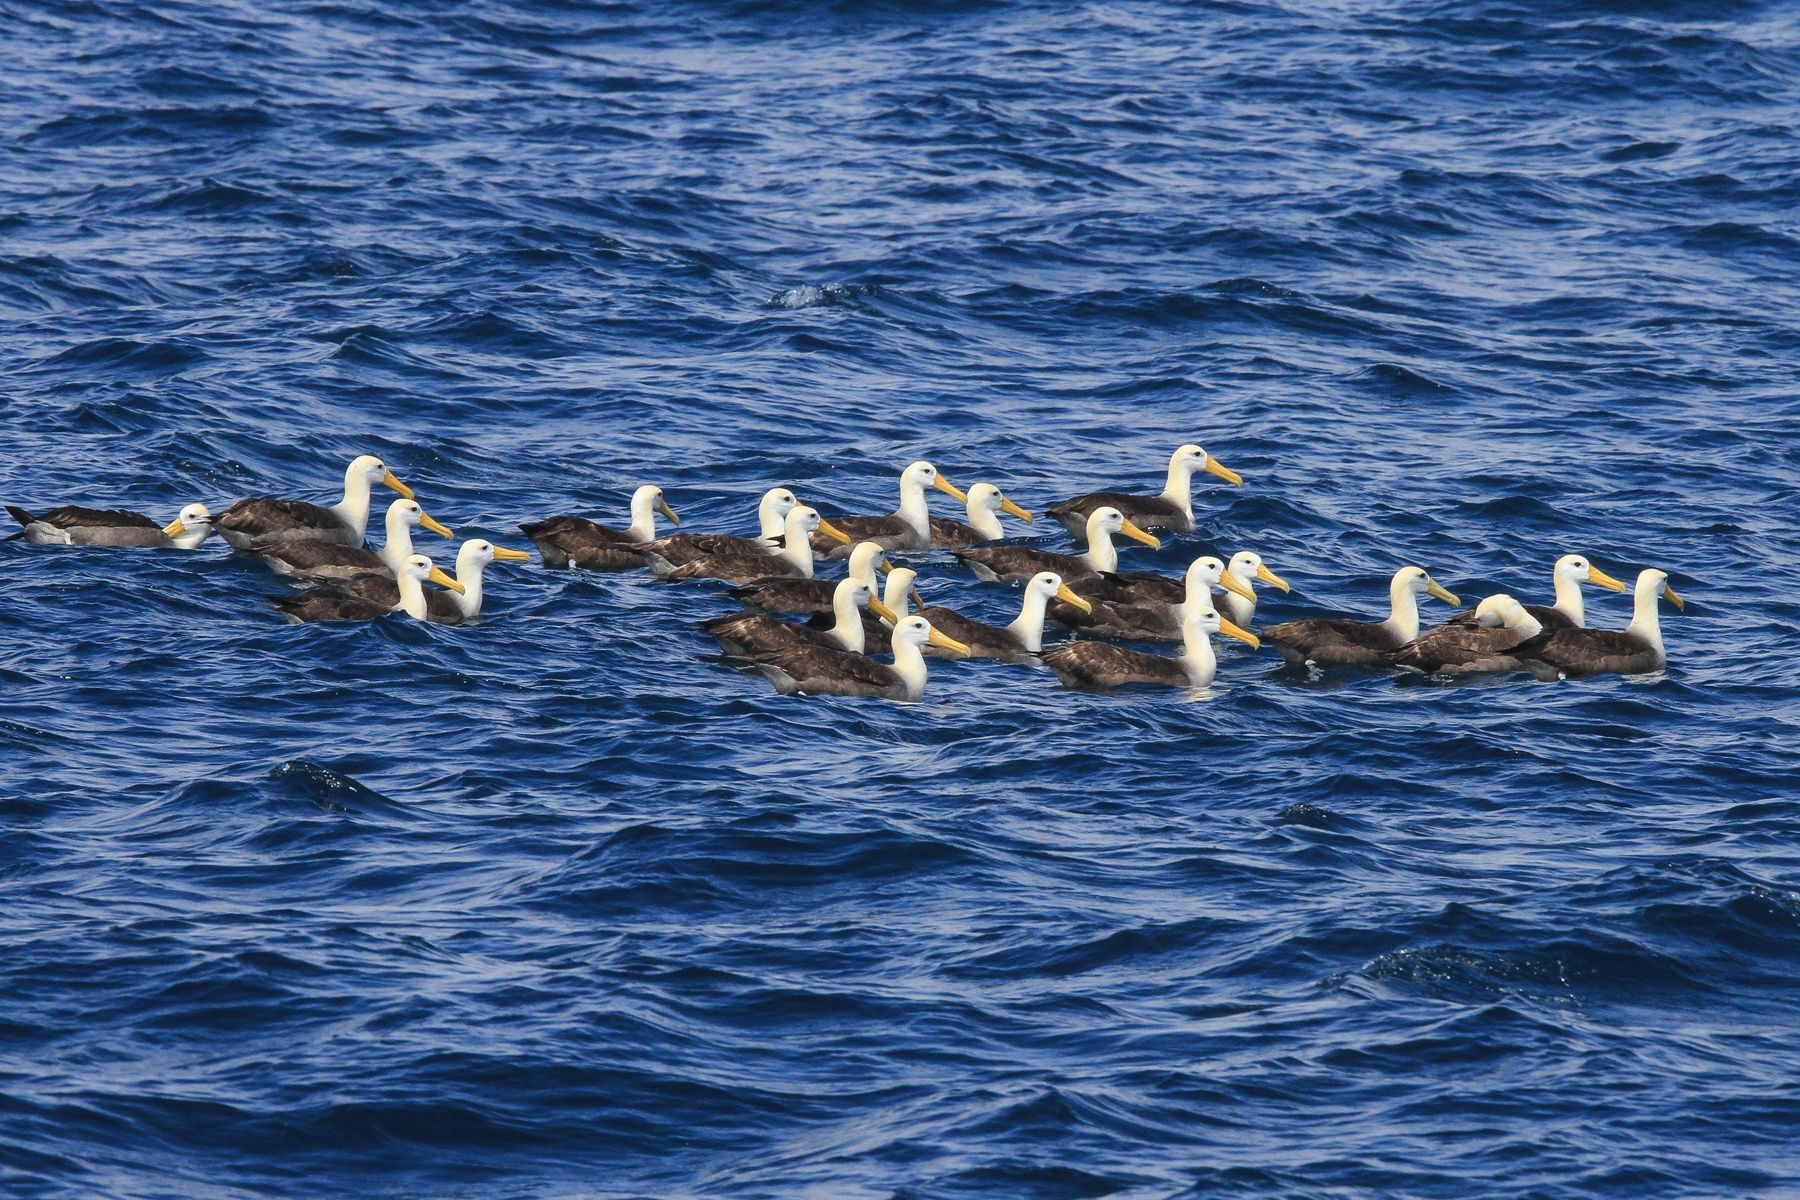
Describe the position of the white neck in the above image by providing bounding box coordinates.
[1180,575,1219,625]
[453,559,486,619]
[172,525,211,550]
[894,475,931,539]
[331,467,375,538]
[626,494,657,542]
[756,495,787,540]
[394,570,429,620]
[781,517,815,577]
[1179,621,1218,686]
[1625,577,1665,655]
[378,508,417,573]
[1381,575,1423,642]
[829,590,866,653]
[966,499,1003,540]
[882,574,912,618]
[889,636,929,701]
[1005,586,1052,652]
[1551,569,1585,626]
[1081,525,1119,573]
[1159,456,1197,517]
[1221,569,1257,626]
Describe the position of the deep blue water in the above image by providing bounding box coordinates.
[4,1,1800,1196]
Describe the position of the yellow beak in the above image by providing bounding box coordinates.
[1120,518,1162,551]
[909,586,925,608]
[933,474,969,503]
[1219,615,1261,649]
[492,546,533,562]
[383,470,414,499]
[868,598,901,623]
[1588,565,1626,592]
[1218,571,1256,602]
[1056,584,1093,613]
[1204,456,1243,486]
[427,564,465,594]
[1426,579,1461,606]
[818,518,853,545]
[875,556,893,575]
[1256,563,1291,592]
[657,498,680,526]
[927,627,972,657]
[1662,584,1685,610]
[161,519,187,537]
[419,511,454,538]
[1000,495,1035,523]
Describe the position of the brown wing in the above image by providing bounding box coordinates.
[1447,603,1574,631]
[1389,622,1532,672]
[809,515,919,558]
[665,543,803,584]
[1047,595,1177,640]
[7,504,169,546]
[703,613,836,656]
[927,517,985,548]
[953,545,1087,583]
[747,644,902,696]
[271,588,390,623]
[1046,493,1185,537]
[37,505,161,530]
[219,497,354,547]
[728,577,836,614]
[641,531,768,568]
[1261,617,1400,666]
[1043,641,1184,688]
[521,515,644,570]
[915,605,1013,657]
[256,538,384,576]
[1510,628,1659,676]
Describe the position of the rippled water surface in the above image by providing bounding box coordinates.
[4,1,1799,1196]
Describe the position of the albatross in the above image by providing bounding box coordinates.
[520,484,680,571]
[217,455,413,549]
[742,614,971,702]
[1048,556,1256,641]
[914,571,1092,663]
[1448,553,1626,631]
[927,482,1036,547]
[954,506,1161,584]
[1508,568,1683,678]
[1046,444,1241,540]
[727,540,893,615]
[658,504,841,585]
[1261,566,1461,667]
[1386,593,1544,675]
[639,487,798,568]
[253,498,453,579]
[810,460,968,557]
[704,577,901,657]
[1218,551,1290,628]
[288,540,532,625]
[6,502,216,549]
[271,554,463,624]
[1043,600,1261,690]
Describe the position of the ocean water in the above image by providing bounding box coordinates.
[3,1,1799,1196]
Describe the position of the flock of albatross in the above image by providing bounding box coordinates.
[5,444,1684,702]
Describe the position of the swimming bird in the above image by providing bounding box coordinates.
[253,499,453,579]
[1043,601,1261,690]
[639,487,798,568]
[1046,444,1241,540]
[927,482,1035,547]
[743,614,971,701]
[1219,551,1290,628]
[915,571,1092,663]
[305,540,532,624]
[6,502,215,548]
[1048,556,1255,641]
[271,554,463,624]
[1386,594,1544,675]
[1447,553,1626,631]
[217,455,413,549]
[659,504,832,585]
[704,577,900,657]
[808,564,922,654]
[954,506,1161,584]
[1507,568,1684,678]
[728,540,892,615]
[1261,566,1461,667]
[810,460,968,557]
[520,485,680,571]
